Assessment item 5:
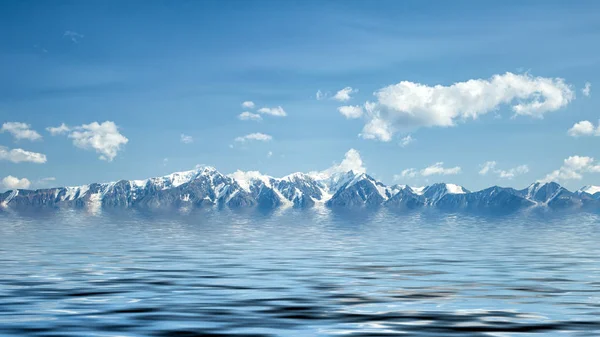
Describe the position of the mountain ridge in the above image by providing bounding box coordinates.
[1,167,600,212]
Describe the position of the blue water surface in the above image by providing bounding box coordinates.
[1,208,600,336]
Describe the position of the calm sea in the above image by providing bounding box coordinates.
[1,208,600,336]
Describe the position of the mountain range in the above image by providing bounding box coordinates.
[1,166,600,213]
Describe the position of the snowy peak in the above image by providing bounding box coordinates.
[578,185,600,197]
[421,183,469,204]
[525,182,564,203]
[1,165,599,213]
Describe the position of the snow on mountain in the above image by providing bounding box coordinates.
[1,166,599,212]
[578,185,600,196]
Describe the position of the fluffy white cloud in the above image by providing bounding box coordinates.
[568,120,600,137]
[542,155,600,182]
[234,133,273,142]
[309,148,366,179]
[67,121,129,161]
[399,135,415,147]
[180,134,193,144]
[241,101,255,109]
[0,146,47,163]
[582,82,591,97]
[238,111,262,121]
[352,72,574,141]
[1,122,42,141]
[338,105,363,119]
[479,161,528,179]
[333,87,358,102]
[257,106,287,117]
[46,123,70,136]
[2,175,31,190]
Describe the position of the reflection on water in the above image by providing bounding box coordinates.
[1,209,600,336]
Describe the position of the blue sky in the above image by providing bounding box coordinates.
[0,0,599,191]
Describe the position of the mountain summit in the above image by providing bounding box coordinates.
[1,168,599,212]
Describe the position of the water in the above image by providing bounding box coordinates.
[1,208,600,336]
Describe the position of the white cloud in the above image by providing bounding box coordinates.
[163,158,168,166]
[359,117,393,142]
[180,134,193,144]
[399,168,418,179]
[582,82,591,97]
[479,161,529,179]
[333,87,358,102]
[353,72,574,141]
[238,111,262,121]
[316,90,328,100]
[1,122,42,141]
[234,133,273,142]
[568,120,600,137]
[64,30,84,43]
[542,155,600,182]
[397,162,461,179]
[67,121,128,161]
[309,148,366,179]
[338,105,363,119]
[479,161,497,175]
[498,165,529,179]
[421,162,462,176]
[46,123,70,136]
[267,151,273,158]
[0,146,47,164]
[2,175,31,190]
[399,135,415,147]
[241,101,255,109]
[40,177,56,182]
[257,106,287,117]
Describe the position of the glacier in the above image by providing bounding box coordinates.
[1,166,600,213]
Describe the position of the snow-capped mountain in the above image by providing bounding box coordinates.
[1,167,599,213]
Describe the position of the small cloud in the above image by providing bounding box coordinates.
[64,30,84,43]
[542,155,600,182]
[2,175,31,190]
[568,120,600,137]
[479,161,497,175]
[1,122,42,141]
[37,177,56,187]
[582,82,591,97]
[479,161,529,179]
[238,111,262,121]
[242,101,255,109]
[180,134,193,144]
[421,162,461,176]
[46,123,70,136]
[316,90,328,100]
[338,105,363,119]
[0,146,47,164]
[267,151,273,158]
[67,121,128,161]
[257,106,287,117]
[333,87,358,102]
[398,162,461,179]
[163,158,168,166]
[308,149,366,180]
[399,135,415,147]
[234,133,273,142]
